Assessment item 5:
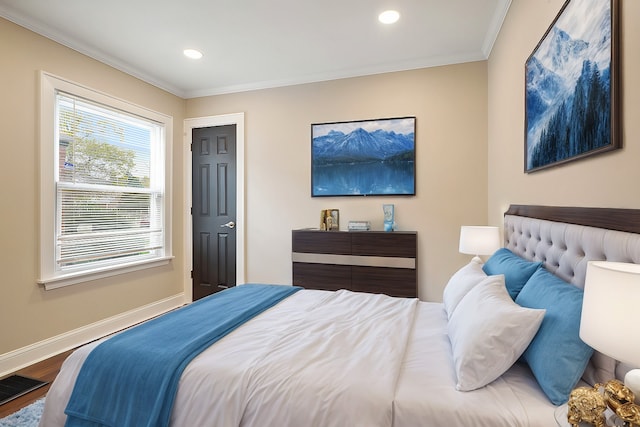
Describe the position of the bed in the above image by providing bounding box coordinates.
[39,205,640,427]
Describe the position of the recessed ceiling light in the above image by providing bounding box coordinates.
[378,10,400,24]
[183,49,203,60]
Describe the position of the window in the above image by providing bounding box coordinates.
[39,72,172,289]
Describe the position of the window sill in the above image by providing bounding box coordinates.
[38,256,174,290]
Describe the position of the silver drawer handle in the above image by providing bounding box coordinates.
[221,221,235,229]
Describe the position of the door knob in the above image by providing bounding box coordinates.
[221,221,236,229]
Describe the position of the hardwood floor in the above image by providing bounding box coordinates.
[0,349,74,418]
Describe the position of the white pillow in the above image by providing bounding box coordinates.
[442,257,487,319]
[447,274,545,391]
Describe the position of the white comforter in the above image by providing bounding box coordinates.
[40,289,557,427]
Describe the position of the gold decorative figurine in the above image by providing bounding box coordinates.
[567,385,607,427]
[603,380,636,412]
[569,380,640,427]
[602,380,640,427]
[617,402,640,426]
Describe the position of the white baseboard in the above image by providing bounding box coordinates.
[0,293,185,378]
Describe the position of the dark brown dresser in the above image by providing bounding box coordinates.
[291,229,417,298]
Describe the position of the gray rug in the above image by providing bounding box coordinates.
[0,398,44,427]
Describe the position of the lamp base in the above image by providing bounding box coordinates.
[625,369,640,405]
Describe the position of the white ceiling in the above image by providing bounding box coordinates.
[1,0,511,99]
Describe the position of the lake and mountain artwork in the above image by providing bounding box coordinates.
[525,0,615,172]
[311,117,415,196]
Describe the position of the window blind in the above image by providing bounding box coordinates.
[56,92,164,269]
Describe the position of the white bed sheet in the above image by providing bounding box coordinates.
[41,289,557,427]
[394,301,557,427]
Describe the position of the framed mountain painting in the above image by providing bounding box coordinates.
[524,0,620,173]
[311,117,416,197]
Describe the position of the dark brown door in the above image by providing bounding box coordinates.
[191,125,237,300]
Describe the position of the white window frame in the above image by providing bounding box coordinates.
[39,71,173,290]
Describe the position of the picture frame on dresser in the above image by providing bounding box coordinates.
[311,117,416,196]
[524,0,620,173]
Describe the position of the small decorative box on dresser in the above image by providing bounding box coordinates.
[291,229,417,298]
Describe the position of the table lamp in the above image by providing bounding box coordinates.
[578,261,640,425]
[458,226,500,262]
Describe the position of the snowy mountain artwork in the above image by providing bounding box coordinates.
[525,0,619,172]
[311,117,415,196]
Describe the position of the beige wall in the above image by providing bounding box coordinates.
[3,0,638,368]
[0,18,186,355]
[488,0,640,226]
[1,13,491,359]
[187,63,490,302]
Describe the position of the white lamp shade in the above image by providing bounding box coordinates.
[580,261,640,367]
[458,226,500,256]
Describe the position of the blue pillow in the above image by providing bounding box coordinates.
[482,248,542,300]
[515,268,594,405]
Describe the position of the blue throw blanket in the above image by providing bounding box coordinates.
[64,284,301,427]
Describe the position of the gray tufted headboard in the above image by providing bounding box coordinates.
[502,205,640,383]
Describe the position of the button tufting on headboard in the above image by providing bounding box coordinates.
[504,215,640,289]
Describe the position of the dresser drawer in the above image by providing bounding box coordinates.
[351,232,417,258]
[292,229,417,298]
[292,262,351,291]
[292,230,351,255]
[351,266,417,298]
